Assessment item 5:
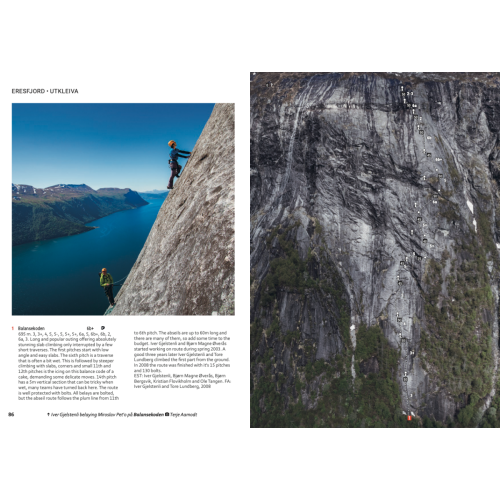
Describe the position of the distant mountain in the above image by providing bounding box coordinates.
[141,189,169,194]
[12,184,148,246]
[138,191,169,200]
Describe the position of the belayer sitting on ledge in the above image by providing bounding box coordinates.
[167,140,191,190]
[99,268,115,306]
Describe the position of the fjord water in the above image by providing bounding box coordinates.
[12,197,164,315]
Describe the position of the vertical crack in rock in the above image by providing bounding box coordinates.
[110,103,235,315]
[251,72,500,427]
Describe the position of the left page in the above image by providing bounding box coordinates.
[2,67,248,498]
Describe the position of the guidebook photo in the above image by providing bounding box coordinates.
[12,103,235,316]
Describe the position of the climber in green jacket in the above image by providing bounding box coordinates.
[99,268,115,306]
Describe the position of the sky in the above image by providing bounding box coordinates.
[12,103,215,192]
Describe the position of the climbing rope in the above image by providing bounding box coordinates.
[99,274,128,286]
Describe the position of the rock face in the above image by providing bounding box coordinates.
[250,73,500,427]
[110,103,235,316]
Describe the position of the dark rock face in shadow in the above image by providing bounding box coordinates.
[360,357,380,376]
[111,104,235,316]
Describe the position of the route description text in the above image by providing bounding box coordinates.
[134,330,231,390]
[17,328,118,401]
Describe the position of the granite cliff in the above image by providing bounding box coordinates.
[110,103,235,316]
[250,72,500,427]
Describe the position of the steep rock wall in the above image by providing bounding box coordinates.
[251,72,500,427]
[110,103,235,315]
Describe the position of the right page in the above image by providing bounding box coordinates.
[250,72,500,428]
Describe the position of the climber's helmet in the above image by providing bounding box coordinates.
[168,140,176,148]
